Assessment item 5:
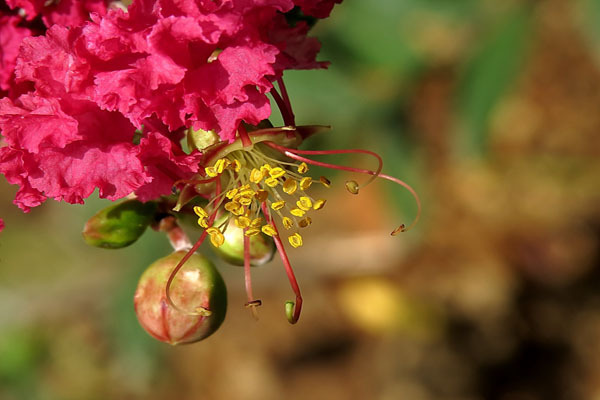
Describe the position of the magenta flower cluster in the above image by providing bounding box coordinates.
[0,0,341,230]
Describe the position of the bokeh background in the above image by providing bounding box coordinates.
[2,0,600,399]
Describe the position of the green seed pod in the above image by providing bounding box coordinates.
[212,217,275,267]
[82,200,157,249]
[134,251,227,345]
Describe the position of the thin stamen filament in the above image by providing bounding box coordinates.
[165,178,222,315]
[261,203,303,324]
[243,233,259,320]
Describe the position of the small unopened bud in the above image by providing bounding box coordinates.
[212,217,275,267]
[134,251,227,345]
[82,200,157,249]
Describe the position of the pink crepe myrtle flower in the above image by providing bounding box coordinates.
[0,0,340,218]
[0,0,421,333]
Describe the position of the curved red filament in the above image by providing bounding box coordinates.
[263,141,421,233]
[261,203,303,324]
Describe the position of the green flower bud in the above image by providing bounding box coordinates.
[82,200,157,249]
[212,217,275,267]
[134,251,227,345]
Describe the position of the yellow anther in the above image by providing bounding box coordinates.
[197,218,209,228]
[320,176,331,188]
[205,166,218,177]
[232,159,241,172]
[250,168,263,183]
[206,227,220,235]
[345,180,359,195]
[297,196,312,211]
[260,164,271,173]
[225,188,239,199]
[206,227,225,247]
[297,162,308,174]
[298,217,312,228]
[235,216,251,229]
[271,200,286,211]
[238,196,253,206]
[225,201,244,216]
[283,178,297,195]
[261,224,277,237]
[250,217,263,228]
[290,208,305,217]
[300,177,312,190]
[391,224,406,236]
[238,188,255,197]
[265,177,279,187]
[209,232,225,247]
[282,217,294,229]
[313,199,327,210]
[255,190,268,202]
[288,233,303,248]
[214,158,229,173]
[244,228,261,237]
[193,206,209,218]
[269,167,286,179]
[225,200,240,213]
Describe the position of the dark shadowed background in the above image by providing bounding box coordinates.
[2,0,600,399]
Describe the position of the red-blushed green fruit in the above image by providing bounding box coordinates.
[212,216,275,267]
[134,251,227,345]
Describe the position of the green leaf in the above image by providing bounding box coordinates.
[456,6,533,155]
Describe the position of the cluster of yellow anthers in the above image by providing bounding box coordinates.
[192,152,330,249]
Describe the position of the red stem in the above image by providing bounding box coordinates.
[277,77,295,126]
[238,124,252,148]
[261,203,303,324]
[270,87,295,126]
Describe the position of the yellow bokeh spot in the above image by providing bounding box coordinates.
[288,233,303,248]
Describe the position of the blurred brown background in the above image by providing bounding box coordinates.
[2,0,600,399]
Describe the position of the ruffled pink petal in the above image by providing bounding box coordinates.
[0,15,33,92]
[135,131,202,201]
